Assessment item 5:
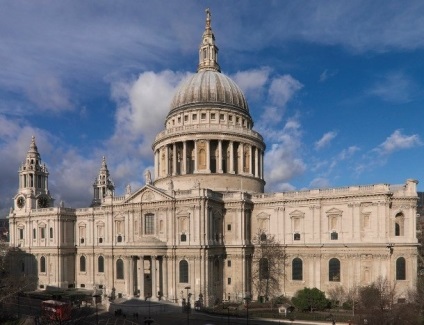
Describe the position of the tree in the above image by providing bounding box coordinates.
[251,230,287,301]
[0,239,37,321]
[292,287,329,311]
[327,285,347,307]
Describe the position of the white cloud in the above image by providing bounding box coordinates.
[319,69,337,82]
[369,72,416,104]
[315,131,337,150]
[268,75,303,107]
[25,75,73,112]
[376,129,422,155]
[231,67,271,99]
[264,118,306,191]
[309,177,331,189]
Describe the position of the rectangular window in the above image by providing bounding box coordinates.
[19,228,24,240]
[33,228,36,239]
[227,277,232,285]
[40,227,45,239]
[229,115,233,121]
[220,114,225,120]
[184,115,188,122]
[201,113,206,120]
[145,214,155,235]
[192,114,197,120]
[178,117,181,123]
[227,260,231,267]
[49,227,53,239]
[227,224,232,231]
[211,113,216,120]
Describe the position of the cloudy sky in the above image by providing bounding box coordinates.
[1,1,424,216]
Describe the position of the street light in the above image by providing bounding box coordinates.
[243,295,251,325]
[184,286,191,325]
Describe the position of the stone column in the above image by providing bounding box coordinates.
[127,257,133,297]
[218,140,223,173]
[254,147,259,177]
[194,141,198,173]
[172,143,177,176]
[248,145,253,174]
[154,150,158,180]
[229,141,234,174]
[182,141,187,175]
[260,150,264,179]
[163,256,168,299]
[138,256,145,298]
[206,140,211,172]
[151,256,157,300]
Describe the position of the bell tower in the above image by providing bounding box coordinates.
[15,136,53,211]
[91,156,115,206]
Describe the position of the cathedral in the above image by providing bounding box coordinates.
[7,10,418,305]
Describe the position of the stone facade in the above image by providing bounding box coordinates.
[7,10,418,305]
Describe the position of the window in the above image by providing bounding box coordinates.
[33,228,36,239]
[227,260,231,267]
[98,256,104,273]
[178,117,181,123]
[80,256,86,272]
[40,256,46,273]
[201,113,206,120]
[294,233,301,241]
[184,115,188,122]
[145,214,154,234]
[396,257,406,280]
[260,233,267,241]
[331,232,338,240]
[98,238,103,243]
[227,277,232,285]
[192,114,197,120]
[220,114,225,120]
[211,113,216,120]
[229,115,233,121]
[40,227,45,239]
[179,260,189,283]
[181,233,187,242]
[329,258,340,282]
[292,258,303,281]
[49,227,53,239]
[395,213,404,236]
[259,258,269,280]
[116,259,124,279]
[19,228,24,240]
[227,224,232,231]
[117,235,123,242]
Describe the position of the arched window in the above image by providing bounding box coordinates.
[116,259,124,279]
[40,256,46,273]
[395,213,404,236]
[292,258,303,281]
[80,256,86,272]
[181,233,187,242]
[49,227,53,239]
[329,258,340,282]
[259,258,269,280]
[98,256,104,273]
[179,260,189,283]
[396,257,406,280]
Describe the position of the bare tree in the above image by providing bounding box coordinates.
[251,230,287,301]
[327,285,347,307]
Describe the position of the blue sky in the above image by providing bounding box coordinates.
[1,1,424,216]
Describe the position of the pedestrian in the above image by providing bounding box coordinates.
[332,319,336,325]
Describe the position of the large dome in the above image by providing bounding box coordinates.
[170,70,249,113]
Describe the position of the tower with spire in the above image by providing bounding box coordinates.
[15,136,53,211]
[197,8,220,72]
[91,156,115,206]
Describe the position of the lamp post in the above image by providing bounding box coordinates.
[92,294,101,325]
[184,286,191,325]
[244,296,251,325]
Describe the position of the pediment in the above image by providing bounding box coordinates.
[256,212,270,219]
[326,208,343,215]
[289,210,305,218]
[123,184,173,204]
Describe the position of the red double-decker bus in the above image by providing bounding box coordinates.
[41,300,72,321]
